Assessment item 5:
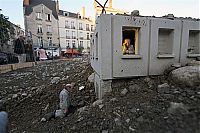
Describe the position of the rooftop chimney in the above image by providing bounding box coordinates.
[80,6,86,18]
[109,0,112,8]
[23,0,30,6]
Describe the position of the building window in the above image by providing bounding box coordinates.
[47,25,52,33]
[36,12,42,20]
[72,40,76,48]
[72,31,76,39]
[38,37,43,46]
[158,28,174,55]
[80,41,83,48]
[87,41,90,49]
[79,23,83,30]
[65,20,69,28]
[46,14,51,21]
[37,24,43,33]
[47,37,52,46]
[188,30,200,54]
[87,33,90,40]
[122,27,140,55]
[91,25,94,31]
[66,30,70,39]
[66,40,70,49]
[71,21,75,29]
[95,33,98,59]
[86,24,90,31]
[79,32,83,39]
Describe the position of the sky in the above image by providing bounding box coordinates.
[0,0,199,28]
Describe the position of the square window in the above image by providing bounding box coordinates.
[122,27,140,55]
[158,28,174,55]
[188,30,200,54]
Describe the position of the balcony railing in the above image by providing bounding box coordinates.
[66,36,71,39]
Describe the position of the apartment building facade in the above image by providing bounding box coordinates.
[23,0,60,56]
[58,10,94,54]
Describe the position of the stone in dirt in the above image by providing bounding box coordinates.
[121,88,128,96]
[92,99,103,107]
[170,66,200,87]
[51,77,60,84]
[157,83,170,94]
[167,102,189,114]
[88,73,95,83]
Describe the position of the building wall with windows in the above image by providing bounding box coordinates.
[23,0,59,49]
[58,10,94,53]
[91,14,200,98]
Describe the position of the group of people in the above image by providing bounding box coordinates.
[14,35,34,63]
[14,35,52,62]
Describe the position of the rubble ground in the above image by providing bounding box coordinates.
[0,59,199,133]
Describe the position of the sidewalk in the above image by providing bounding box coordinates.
[0,59,73,74]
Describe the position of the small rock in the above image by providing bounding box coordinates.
[99,104,104,109]
[114,118,121,126]
[65,67,70,71]
[92,99,103,107]
[167,102,189,114]
[88,73,95,83]
[77,106,87,113]
[71,126,76,131]
[157,83,170,94]
[126,118,130,123]
[21,93,28,97]
[130,108,137,113]
[84,96,90,99]
[77,117,84,122]
[41,118,47,122]
[31,87,37,91]
[102,130,109,133]
[137,116,144,122]
[129,84,140,92]
[79,86,85,91]
[121,88,128,96]
[78,101,85,107]
[12,94,18,99]
[144,77,151,83]
[51,77,60,84]
[110,98,117,102]
[129,126,135,132]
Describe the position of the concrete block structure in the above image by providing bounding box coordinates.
[90,14,200,98]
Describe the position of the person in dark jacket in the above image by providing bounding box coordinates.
[14,35,26,63]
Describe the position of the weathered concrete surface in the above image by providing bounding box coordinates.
[170,66,200,87]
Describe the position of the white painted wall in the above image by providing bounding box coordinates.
[58,15,94,52]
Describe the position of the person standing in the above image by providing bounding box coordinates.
[14,35,26,63]
[38,47,47,61]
